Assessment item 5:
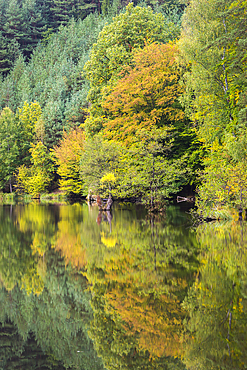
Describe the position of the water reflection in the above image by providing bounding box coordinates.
[183,221,247,370]
[85,206,199,369]
[0,204,103,370]
[0,203,247,369]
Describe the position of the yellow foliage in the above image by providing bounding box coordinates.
[53,128,85,195]
[21,267,44,296]
[103,42,184,145]
[100,173,116,184]
[31,233,50,256]
[18,101,42,140]
[101,232,117,248]
[52,207,87,269]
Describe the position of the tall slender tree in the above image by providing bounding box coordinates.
[0,108,21,192]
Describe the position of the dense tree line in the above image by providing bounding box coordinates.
[0,0,184,76]
[0,0,246,214]
[0,0,104,74]
[0,2,187,209]
[180,0,247,217]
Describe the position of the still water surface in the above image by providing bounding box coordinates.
[0,202,246,369]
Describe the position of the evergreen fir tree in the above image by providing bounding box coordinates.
[0,32,20,76]
[3,0,32,58]
[50,0,76,28]
[22,0,47,55]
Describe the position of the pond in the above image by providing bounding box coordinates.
[0,202,246,369]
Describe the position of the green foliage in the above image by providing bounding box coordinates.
[179,0,247,213]
[0,31,20,76]
[183,220,247,369]
[17,100,43,163]
[117,129,190,209]
[0,107,21,192]
[81,129,190,206]
[80,135,122,196]
[196,127,247,217]
[0,0,101,73]
[0,15,108,148]
[50,0,97,28]
[53,128,85,196]
[1,0,46,61]
[84,3,181,135]
[17,142,54,197]
[18,101,42,140]
[180,0,246,143]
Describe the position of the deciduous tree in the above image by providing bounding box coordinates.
[80,135,122,197]
[17,141,54,197]
[179,0,247,214]
[117,129,190,209]
[84,3,181,135]
[103,42,184,146]
[53,128,85,196]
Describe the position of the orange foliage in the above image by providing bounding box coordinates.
[102,250,186,358]
[54,128,85,165]
[53,214,87,270]
[54,234,87,270]
[107,287,184,358]
[53,128,85,194]
[103,42,184,146]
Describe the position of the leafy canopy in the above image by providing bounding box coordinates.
[103,42,184,146]
[84,3,181,135]
[53,128,85,196]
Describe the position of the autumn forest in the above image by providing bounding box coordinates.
[0,0,246,217]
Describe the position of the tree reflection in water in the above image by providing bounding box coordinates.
[0,203,247,369]
[0,204,103,370]
[183,220,247,370]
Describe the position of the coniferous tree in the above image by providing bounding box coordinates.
[3,0,32,58]
[22,0,47,55]
[0,31,20,76]
[0,108,21,192]
[77,0,97,19]
[50,0,77,28]
[0,14,108,150]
